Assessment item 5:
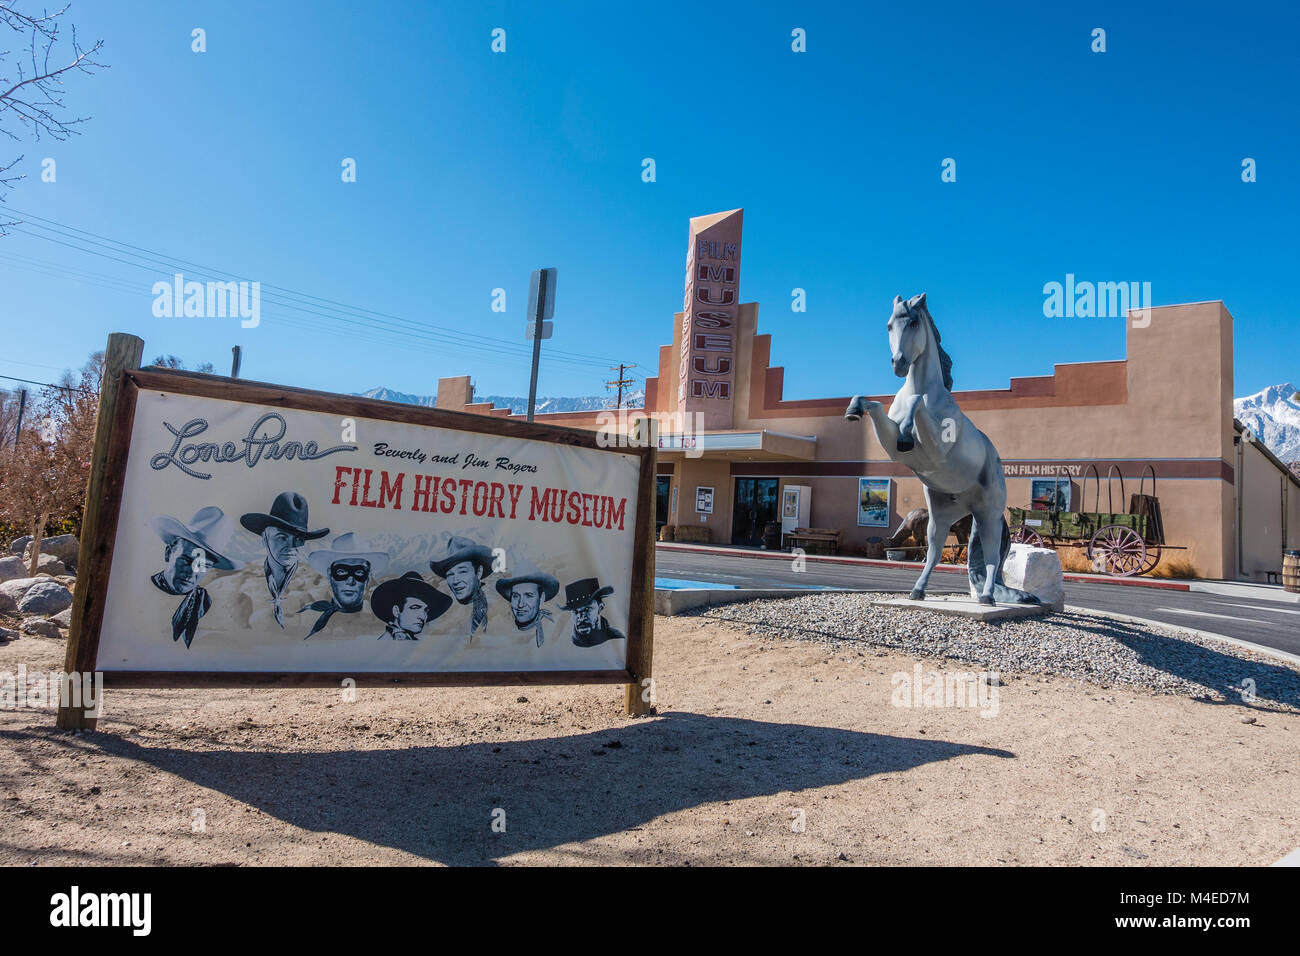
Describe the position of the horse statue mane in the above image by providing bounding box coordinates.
[907,296,954,391]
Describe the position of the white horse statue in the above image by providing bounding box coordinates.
[845,293,1037,606]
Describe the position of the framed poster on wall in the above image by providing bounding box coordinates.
[695,486,714,514]
[1030,477,1071,512]
[857,478,891,527]
[782,488,799,520]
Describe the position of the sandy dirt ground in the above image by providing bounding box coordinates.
[1,613,1297,866]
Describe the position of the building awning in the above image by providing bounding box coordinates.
[656,429,817,461]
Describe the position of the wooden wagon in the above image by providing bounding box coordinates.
[1007,465,1184,577]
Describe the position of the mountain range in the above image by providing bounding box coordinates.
[1234,383,1300,464]
[357,386,645,415]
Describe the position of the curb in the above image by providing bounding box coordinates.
[656,542,1192,590]
[1063,605,1300,669]
[654,586,870,616]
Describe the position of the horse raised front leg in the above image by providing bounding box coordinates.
[844,395,877,421]
[846,396,902,455]
[896,394,923,452]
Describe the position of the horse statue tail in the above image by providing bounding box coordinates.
[967,521,1040,605]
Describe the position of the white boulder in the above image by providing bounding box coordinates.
[1000,544,1065,611]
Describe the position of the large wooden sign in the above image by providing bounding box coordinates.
[65,366,655,697]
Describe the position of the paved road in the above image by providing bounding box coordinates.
[655,545,1300,659]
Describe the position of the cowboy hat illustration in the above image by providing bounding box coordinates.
[240,491,330,540]
[559,577,614,610]
[370,571,453,623]
[494,559,559,602]
[428,536,495,579]
[149,506,243,571]
[307,532,390,577]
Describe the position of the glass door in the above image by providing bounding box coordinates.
[655,476,671,531]
[732,477,779,546]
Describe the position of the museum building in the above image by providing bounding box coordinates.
[435,209,1299,581]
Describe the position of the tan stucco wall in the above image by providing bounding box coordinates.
[433,298,1289,580]
[1238,437,1300,579]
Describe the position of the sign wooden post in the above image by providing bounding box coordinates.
[625,420,656,716]
[57,332,144,730]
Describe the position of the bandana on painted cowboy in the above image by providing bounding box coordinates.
[172,587,211,647]
[263,557,299,629]
[467,588,488,644]
[515,607,553,647]
[152,572,211,647]
[380,620,418,641]
[297,598,362,638]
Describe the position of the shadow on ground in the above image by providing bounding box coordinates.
[6,713,1013,865]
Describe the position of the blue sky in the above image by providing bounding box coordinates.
[1,0,1296,404]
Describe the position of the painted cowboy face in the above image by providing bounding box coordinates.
[444,560,482,603]
[573,598,603,637]
[263,527,305,567]
[509,582,542,628]
[392,596,429,636]
[329,559,370,611]
[161,537,210,593]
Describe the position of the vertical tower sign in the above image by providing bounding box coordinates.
[678,208,742,431]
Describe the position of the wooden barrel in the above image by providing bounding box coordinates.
[1284,551,1300,593]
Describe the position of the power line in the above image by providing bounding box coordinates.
[1,207,632,372]
[0,372,79,392]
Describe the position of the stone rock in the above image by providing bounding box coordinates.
[9,535,31,555]
[55,575,77,589]
[27,533,79,570]
[0,577,45,612]
[0,626,17,642]
[52,607,73,628]
[1000,544,1066,611]
[20,617,63,639]
[31,553,67,577]
[0,554,26,583]
[16,579,74,617]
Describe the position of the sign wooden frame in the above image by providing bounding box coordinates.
[61,363,656,709]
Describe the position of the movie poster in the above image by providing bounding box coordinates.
[857,478,891,527]
[95,388,641,674]
[1030,477,1071,512]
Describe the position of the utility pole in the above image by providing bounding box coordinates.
[606,364,638,409]
[12,388,27,447]
[230,345,242,379]
[525,268,556,422]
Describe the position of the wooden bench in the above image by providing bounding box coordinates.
[785,527,841,555]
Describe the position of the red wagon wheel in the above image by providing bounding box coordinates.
[1136,544,1162,576]
[1087,524,1147,577]
[1010,526,1044,548]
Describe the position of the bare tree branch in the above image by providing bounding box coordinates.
[0,1,106,234]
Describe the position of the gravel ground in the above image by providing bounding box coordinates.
[689,593,1300,712]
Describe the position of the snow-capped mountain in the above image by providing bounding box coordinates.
[1235,383,1300,463]
[356,387,645,414]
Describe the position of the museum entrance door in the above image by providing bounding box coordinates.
[655,476,671,532]
[732,477,779,546]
